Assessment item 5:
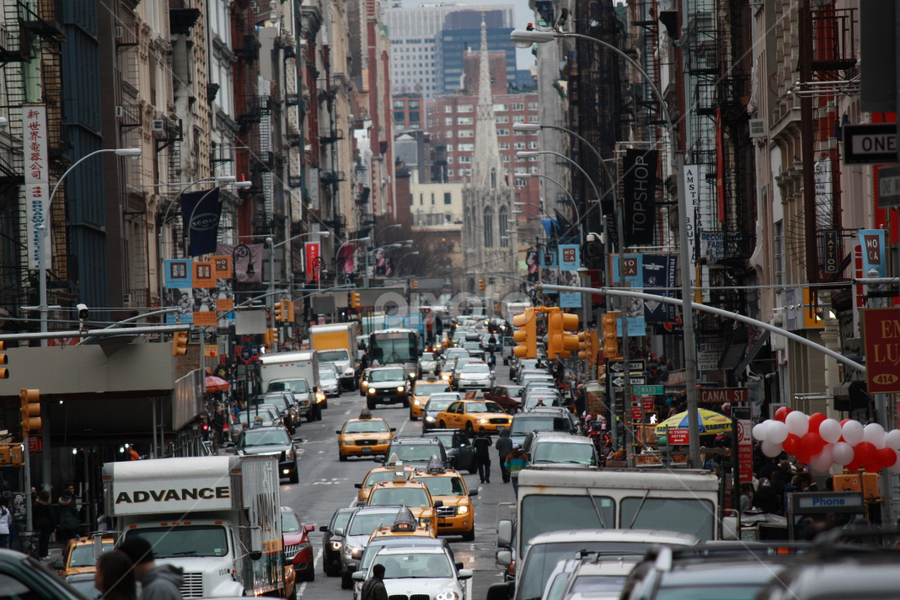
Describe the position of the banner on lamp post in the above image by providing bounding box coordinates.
[862,307,900,394]
[622,148,657,246]
[181,188,222,256]
[305,241,321,284]
[164,259,193,324]
[24,105,51,270]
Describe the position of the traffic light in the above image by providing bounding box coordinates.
[264,328,279,347]
[20,388,41,435]
[0,341,7,379]
[172,331,188,356]
[547,311,580,359]
[284,300,295,323]
[602,312,620,358]
[350,291,361,309]
[513,308,537,359]
[479,278,486,291]
[578,332,588,360]
[274,300,285,323]
[412,280,418,291]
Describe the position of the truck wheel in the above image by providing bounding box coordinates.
[306,410,316,423]
[402,396,410,408]
[289,466,300,484]
[462,529,475,542]
[341,572,353,590]
[367,401,377,410]
[439,420,447,429]
[315,405,323,421]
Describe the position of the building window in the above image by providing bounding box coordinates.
[445,117,453,126]
[409,111,420,122]
[496,129,509,136]
[515,178,526,187]
[445,105,453,113]
[444,192,452,205]
[513,115,525,123]
[447,169,454,176]
[530,166,539,173]
[484,207,493,248]
[494,103,508,111]
[529,115,540,122]
[394,124,405,131]
[458,143,474,151]
[514,142,526,150]
[409,100,420,108]
[513,103,525,110]
[499,206,509,247]
[459,155,472,163]
[499,142,510,150]
[447,156,453,163]
[393,100,405,109]
[457,117,473,125]
[502,154,510,162]
[491,168,497,189]
[420,194,424,205]
[465,169,471,176]
[410,194,414,206]
[394,111,405,122]
[459,129,474,137]
[410,124,420,129]
[495,115,509,123]
[528,102,538,110]
[459,104,473,112]
[528,141,538,149]
[431,193,435,205]
[515,166,526,174]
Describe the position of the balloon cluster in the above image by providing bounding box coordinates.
[751,407,900,474]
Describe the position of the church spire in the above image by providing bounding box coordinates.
[471,16,505,191]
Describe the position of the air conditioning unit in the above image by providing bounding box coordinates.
[115,106,124,118]
[749,118,767,139]
[122,294,133,307]
[151,119,166,132]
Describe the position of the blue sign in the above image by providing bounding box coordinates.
[559,292,582,308]
[251,345,260,357]
[540,250,558,269]
[558,244,580,271]
[241,347,251,361]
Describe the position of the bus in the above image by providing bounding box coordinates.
[368,328,420,380]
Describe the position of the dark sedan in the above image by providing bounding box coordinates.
[319,506,356,577]
[237,426,300,483]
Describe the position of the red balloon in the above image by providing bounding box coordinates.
[808,413,827,433]
[840,418,852,426]
[794,450,812,464]
[864,461,882,473]
[783,434,800,454]
[800,432,825,457]
[846,459,862,472]
[878,447,897,468]
[775,406,793,423]
[855,441,877,465]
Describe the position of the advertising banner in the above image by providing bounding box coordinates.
[610,253,645,336]
[858,229,886,278]
[164,259,193,324]
[305,241,321,283]
[211,255,234,312]
[642,254,676,322]
[24,105,50,270]
[192,261,217,326]
[217,243,263,284]
[622,148,657,246]
[181,188,222,256]
[862,307,900,393]
[558,244,580,271]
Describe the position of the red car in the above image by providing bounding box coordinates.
[282,506,316,582]
[485,384,524,414]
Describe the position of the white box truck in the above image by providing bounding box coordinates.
[103,455,285,598]
[309,322,359,390]
[259,350,325,418]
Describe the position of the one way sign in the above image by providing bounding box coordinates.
[611,375,646,388]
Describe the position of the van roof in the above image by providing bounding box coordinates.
[517,467,720,491]
[527,529,699,546]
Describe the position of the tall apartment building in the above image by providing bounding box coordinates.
[383,2,513,97]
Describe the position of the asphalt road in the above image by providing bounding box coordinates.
[281,354,516,600]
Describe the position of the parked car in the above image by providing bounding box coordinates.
[54,536,115,576]
[320,507,357,577]
[282,506,316,582]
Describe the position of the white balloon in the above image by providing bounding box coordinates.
[767,421,789,444]
[810,444,834,472]
[761,440,783,457]
[885,429,900,451]
[752,421,770,442]
[841,420,864,446]
[785,411,809,436]
[819,418,842,444]
[889,450,900,475]
[832,441,855,466]
[863,423,886,449]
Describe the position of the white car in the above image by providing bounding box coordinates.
[456,363,494,392]
[353,546,472,600]
[319,364,342,397]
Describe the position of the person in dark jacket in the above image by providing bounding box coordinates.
[360,563,388,600]
[752,479,782,515]
[57,483,80,542]
[33,490,55,559]
[472,427,493,484]
[119,535,184,600]
[495,427,514,483]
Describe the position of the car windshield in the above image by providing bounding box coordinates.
[465,402,505,413]
[506,386,525,397]
[319,369,337,380]
[348,511,401,536]
[375,552,454,579]
[511,417,568,435]
[124,527,229,558]
[261,395,291,411]
[425,397,457,411]
[620,497,715,540]
[243,407,278,423]
[242,429,291,446]
[421,353,437,361]
[268,379,309,394]
[345,420,390,434]
[462,365,490,375]
[364,471,407,488]
[421,477,466,497]
[318,350,349,362]
[371,369,406,382]
[389,444,444,463]
[570,575,629,594]
[523,395,561,409]
[70,542,114,568]
[281,511,302,533]
[416,384,451,396]
[428,433,455,447]
[369,487,431,507]
[533,443,596,465]
[361,540,440,570]
[332,509,354,531]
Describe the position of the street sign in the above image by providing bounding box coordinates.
[642,397,655,411]
[668,428,690,445]
[699,388,749,404]
[843,123,897,164]
[611,375,646,388]
[632,385,664,395]
[878,164,900,208]
[240,347,251,361]
[250,344,259,357]
[631,407,642,421]
[609,360,645,373]
[738,419,753,483]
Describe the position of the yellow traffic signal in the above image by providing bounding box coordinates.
[602,312,620,358]
[274,300,285,323]
[172,331,188,356]
[547,311,580,359]
[412,280,418,291]
[0,445,9,464]
[479,278,486,291]
[578,331,588,360]
[284,300,295,323]
[350,291,361,309]
[513,308,537,359]
[0,341,7,379]
[264,328,279,347]
[20,388,41,435]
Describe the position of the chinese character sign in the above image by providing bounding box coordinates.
[24,105,50,270]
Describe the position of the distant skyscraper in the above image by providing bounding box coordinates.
[383,2,514,98]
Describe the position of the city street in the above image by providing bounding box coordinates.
[281,363,515,600]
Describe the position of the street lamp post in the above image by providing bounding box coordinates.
[512,27,702,466]
[38,147,142,345]
[519,173,580,232]
[513,122,616,190]
[335,237,371,283]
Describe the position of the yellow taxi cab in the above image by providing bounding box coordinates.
[284,565,296,599]
[410,377,452,420]
[365,464,442,536]
[54,536,115,576]
[367,508,435,542]
[413,457,477,541]
[358,368,373,396]
[435,398,512,436]
[336,408,396,461]
[354,462,415,504]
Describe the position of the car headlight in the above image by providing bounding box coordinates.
[425,416,436,422]
[343,545,359,557]
[330,541,342,551]
[417,517,432,527]
[475,418,488,424]
[317,392,326,401]
[397,386,406,392]
[286,449,295,460]
[456,505,468,515]
[368,388,376,395]
[296,541,312,553]
[344,369,355,377]
[442,374,451,380]
[342,441,355,446]
[409,373,416,379]
[414,399,422,406]
[436,590,461,600]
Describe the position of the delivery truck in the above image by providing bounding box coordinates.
[103,455,285,598]
[259,350,325,419]
[309,322,359,390]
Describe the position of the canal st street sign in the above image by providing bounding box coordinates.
[699,388,749,404]
[843,123,897,164]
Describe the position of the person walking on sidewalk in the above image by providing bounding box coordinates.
[504,445,530,498]
[33,490,55,559]
[57,483,80,542]
[495,427,513,483]
[472,427,493,484]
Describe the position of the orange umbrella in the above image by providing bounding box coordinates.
[206,375,231,393]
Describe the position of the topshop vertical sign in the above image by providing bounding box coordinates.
[25,105,50,270]
[622,149,657,246]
